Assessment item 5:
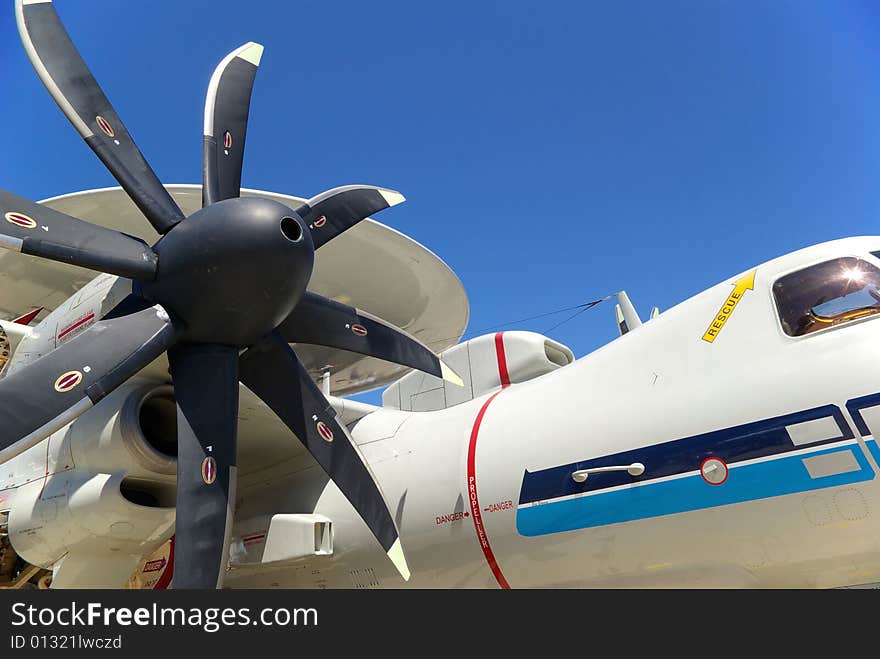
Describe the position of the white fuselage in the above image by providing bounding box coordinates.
[227,236,880,588]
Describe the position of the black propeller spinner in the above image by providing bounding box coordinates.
[0,0,462,588]
[143,198,315,346]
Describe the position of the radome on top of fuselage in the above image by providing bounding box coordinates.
[0,185,469,397]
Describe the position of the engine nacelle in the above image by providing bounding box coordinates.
[67,381,178,480]
[5,380,178,588]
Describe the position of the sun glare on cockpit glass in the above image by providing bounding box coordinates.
[773,256,880,336]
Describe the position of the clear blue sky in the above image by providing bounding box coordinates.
[3,1,880,403]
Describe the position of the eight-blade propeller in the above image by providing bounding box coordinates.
[0,0,462,588]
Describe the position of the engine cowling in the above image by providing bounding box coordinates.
[382,331,575,412]
[5,380,179,588]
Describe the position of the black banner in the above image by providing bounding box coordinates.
[0,588,872,654]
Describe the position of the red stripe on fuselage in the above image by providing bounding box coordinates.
[465,331,512,589]
[494,332,510,387]
[466,392,509,588]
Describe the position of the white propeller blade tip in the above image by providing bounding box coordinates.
[378,189,406,207]
[387,538,411,581]
[441,360,464,387]
[238,42,264,67]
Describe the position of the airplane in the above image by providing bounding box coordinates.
[3,0,880,589]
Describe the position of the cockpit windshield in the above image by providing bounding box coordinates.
[773,256,880,337]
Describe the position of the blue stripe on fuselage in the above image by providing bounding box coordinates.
[516,444,873,537]
[519,405,852,507]
[864,438,880,466]
[845,393,880,436]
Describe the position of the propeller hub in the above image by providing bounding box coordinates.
[143,197,314,346]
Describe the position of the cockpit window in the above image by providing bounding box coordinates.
[773,257,880,337]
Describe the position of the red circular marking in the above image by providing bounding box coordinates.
[351,324,368,337]
[5,212,37,229]
[95,115,115,138]
[223,131,233,149]
[313,215,327,228]
[201,456,217,485]
[700,456,728,486]
[316,420,334,442]
[54,370,83,393]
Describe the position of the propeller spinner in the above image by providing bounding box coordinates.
[0,0,462,588]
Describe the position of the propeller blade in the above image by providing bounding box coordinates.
[0,303,178,463]
[278,292,462,385]
[0,189,158,280]
[295,185,405,249]
[203,42,264,207]
[239,331,410,580]
[168,344,239,589]
[15,0,184,235]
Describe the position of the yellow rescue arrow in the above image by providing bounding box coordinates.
[702,270,756,343]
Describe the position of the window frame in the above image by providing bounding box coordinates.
[770,252,880,340]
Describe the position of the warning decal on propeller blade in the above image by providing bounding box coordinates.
[201,456,217,485]
[54,370,83,393]
[316,420,334,442]
[351,324,368,337]
[223,131,233,149]
[313,215,327,228]
[4,212,37,229]
[95,115,115,138]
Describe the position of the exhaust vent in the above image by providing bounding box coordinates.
[119,477,176,509]
[119,385,177,475]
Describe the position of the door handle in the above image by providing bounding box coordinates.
[571,462,645,483]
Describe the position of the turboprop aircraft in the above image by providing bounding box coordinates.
[4,0,880,590]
